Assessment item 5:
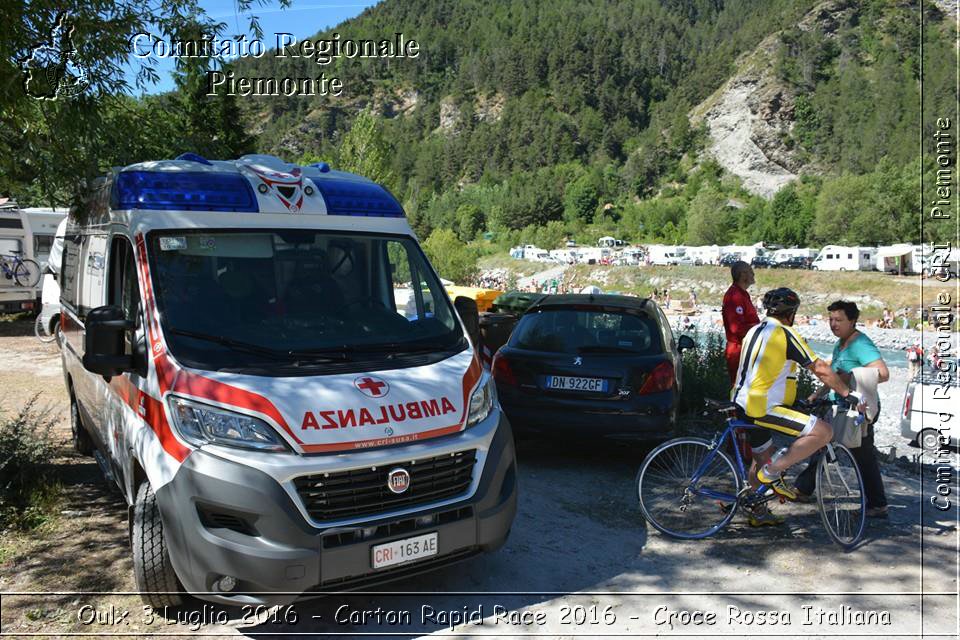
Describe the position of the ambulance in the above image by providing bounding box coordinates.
[59,154,517,607]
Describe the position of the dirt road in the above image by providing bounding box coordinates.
[1,319,956,638]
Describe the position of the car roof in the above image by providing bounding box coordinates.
[528,293,656,313]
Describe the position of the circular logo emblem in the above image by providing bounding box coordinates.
[354,376,389,398]
[387,468,411,494]
[735,306,744,315]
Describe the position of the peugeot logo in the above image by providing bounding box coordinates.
[387,468,411,494]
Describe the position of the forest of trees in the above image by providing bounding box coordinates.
[3,0,953,255]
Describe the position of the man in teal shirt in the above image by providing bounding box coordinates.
[796,301,890,517]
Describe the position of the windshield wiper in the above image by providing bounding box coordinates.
[348,336,466,355]
[168,329,350,362]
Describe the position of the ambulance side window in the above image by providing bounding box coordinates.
[107,236,140,350]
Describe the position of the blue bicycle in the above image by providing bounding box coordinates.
[636,398,866,549]
[0,251,41,287]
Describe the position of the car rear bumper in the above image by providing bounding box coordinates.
[154,414,517,606]
[498,388,675,438]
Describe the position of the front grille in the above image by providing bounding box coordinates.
[294,450,477,522]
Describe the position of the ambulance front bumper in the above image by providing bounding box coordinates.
[154,411,517,606]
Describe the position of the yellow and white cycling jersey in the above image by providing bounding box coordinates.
[731,316,818,418]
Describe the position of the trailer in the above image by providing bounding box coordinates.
[0,204,39,313]
[21,208,68,271]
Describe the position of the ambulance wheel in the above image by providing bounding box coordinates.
[70,393,93,456]
[132,481,183,608]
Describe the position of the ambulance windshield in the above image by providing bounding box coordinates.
[148,230,464,372]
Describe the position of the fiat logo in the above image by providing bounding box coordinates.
[387,468,411,494]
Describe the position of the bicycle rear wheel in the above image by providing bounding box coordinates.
[637,437,741,539]
[817,443,866,548]
[14,258,41,287]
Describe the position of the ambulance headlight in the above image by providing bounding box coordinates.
[466,375,496,428]
[168,397,288,452]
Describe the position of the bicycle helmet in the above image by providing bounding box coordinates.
[762,287,801,315]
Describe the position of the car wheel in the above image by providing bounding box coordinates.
[917,428,941,452]
[132,481,184,608]
[70,391,94,456]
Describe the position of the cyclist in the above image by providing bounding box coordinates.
[731,287,863,525]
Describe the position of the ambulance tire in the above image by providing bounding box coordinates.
[132,481,184,608]
[70,392,93,456]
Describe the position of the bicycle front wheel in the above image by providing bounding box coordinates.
[14,259,41,287]
[637,437,741,539]
[817,443,866,549]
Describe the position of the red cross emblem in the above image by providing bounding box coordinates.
[354,376,389,398]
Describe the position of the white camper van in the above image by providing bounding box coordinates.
[811,245,876,271]
[60,154,516,607]
[647,245,682,266]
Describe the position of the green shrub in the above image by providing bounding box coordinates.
[0,396,60,530]
[679,331,732,415]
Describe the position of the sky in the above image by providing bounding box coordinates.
[132,0,379,93]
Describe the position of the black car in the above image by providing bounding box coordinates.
[719,253,740,267]
[777,256,812,269]
[751,255,777,269]
[492,294,695,440]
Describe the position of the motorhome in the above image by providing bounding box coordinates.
[60,154,516,607]
[811,245,877,271]
[577,246,612,264]
[646,245,683,266]
[685,245,721,266]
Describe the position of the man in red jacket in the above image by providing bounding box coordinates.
[722,261,759,383]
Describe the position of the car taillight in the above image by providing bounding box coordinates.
[492,352,517,386]
[638,362,674,394]
[903,392,912,418]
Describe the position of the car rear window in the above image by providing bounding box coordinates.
[510,307,662,355]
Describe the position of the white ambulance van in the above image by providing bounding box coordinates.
[60,154,517,607]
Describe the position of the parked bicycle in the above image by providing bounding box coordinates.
[0,252,41,288]
[637,397,866,549]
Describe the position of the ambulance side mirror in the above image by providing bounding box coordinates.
[82,305,135,380]
[454,296,481,347]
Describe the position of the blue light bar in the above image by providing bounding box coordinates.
[176,152,213,165]
[314,180,404,217]
[111,171,258,212]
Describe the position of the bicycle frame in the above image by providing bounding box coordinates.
[689,401,864,505]
[688,417,767,504]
